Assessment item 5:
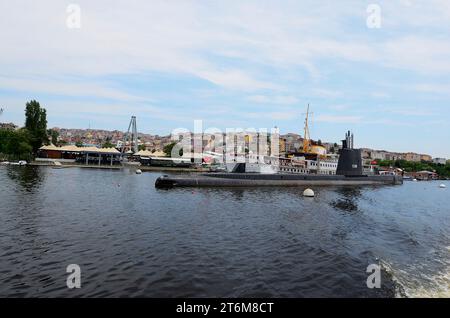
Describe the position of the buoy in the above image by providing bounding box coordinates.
[440,184,446,188]
[303,188,315,197]
[413,179,418,182]
[136,169,142,174]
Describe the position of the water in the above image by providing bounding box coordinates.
[0,166,449,297]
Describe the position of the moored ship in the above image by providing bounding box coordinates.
[155,131,403,188]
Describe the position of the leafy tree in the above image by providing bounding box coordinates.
[375,159,450,178]
[1,128,32,160]
[25,100,48,153]
[163,142,183,157]
[138,144,146,151]
[47,129,59,145]
[75,141,84,147]
[102,141,115,148]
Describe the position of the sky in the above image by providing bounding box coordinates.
[0,0,449,158]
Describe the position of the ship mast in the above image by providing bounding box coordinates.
[303,104,312,154]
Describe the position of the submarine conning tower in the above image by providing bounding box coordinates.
[336,130,364,176]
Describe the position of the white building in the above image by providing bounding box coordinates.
[433,158,447,165]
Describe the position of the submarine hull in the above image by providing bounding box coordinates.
[155,173,403,188]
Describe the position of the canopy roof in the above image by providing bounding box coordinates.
[135,150,166,157]
[39,145,121,154]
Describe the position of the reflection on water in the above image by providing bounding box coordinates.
[0,167,449,297]
[6,166,45,192]
[330,187,362,212]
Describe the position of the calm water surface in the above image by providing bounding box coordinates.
[0,166,449,297]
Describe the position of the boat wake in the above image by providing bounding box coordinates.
[380,254,450,298]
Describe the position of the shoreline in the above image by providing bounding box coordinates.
[27,161,209,172]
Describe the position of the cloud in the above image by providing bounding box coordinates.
[370,92,390,99]
[415,83,450,95]
[244,111,298,121]
[196,69,280,91]
[388,108,435,116]
[311,89,343,98]
[246,95,299,104]
[0,0,449,159]
[328,104,351,111]
[381,36,450,74]
[0,76,149,102]
[315,115,362,124]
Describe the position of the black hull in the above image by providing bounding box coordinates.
[155,173,403,188]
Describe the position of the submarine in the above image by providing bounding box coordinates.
[155,131,403,188]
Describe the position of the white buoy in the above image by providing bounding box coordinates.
[135,169,142,174]
[440,184,446,188]
[303,188,315,197]
[412,178,418,182]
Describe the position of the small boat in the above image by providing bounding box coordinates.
[9,160,27,166]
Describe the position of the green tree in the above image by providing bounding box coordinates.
[2,129,32,160]
[47,129,59,145]
[163,142,183,157]
[102,141,115,148]
[25,100,48,153]
[138,144,146,151]
[75,141,84,147]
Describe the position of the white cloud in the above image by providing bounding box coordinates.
[196,69,280,91]
[328,104,351,111]
[0,76,149,102]
[1,1,450,92]
[315,115,362,124]
[415,83,450,95]
[311,89,342,98]
[381,36,450,74]
[246,95,299,104]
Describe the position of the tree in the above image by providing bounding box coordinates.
[163,142,183,157]
[47,129,59,145]
[138,144,146,151]
[317,139,322,146]
[102,141,115,148]
[25,100,48,154]
[3,129,32,160]
[75,141,84,147]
